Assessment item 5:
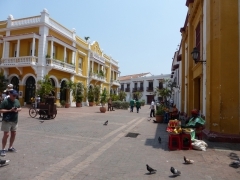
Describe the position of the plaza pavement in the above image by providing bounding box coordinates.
[0,105,240,180]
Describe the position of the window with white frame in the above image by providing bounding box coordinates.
[79,57,82,69]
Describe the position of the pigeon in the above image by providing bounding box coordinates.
[170,167,181,176]
[153,120,157,123]
[147,119,151,121]
[158,136,161,143]
[230,157,240,167]
[39,120,44,123]
[0,159,10,166]
[146,164,157,174]
[84,36,90,41]
[103,120,108,125]
[184,156,194,164]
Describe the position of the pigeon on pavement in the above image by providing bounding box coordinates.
[170,167,181,176]
[158,136,161,143]
[103,120,108,125]
[146,164,157,174]
[184,156,194,164]
[230,157,240,167]
[39,120,44,123]
[0,159,10,166]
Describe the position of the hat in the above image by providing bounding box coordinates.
[9,90,18,96]
[6,84,14,91]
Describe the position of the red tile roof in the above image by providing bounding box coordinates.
[118,72,151,81]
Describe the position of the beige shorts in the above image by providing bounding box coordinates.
[1,121,18,132]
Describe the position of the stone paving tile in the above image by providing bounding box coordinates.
[0,106,240,180]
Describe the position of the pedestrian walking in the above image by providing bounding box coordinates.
[135,99,141,113]
[0,90,21,157]
[149,99,155,117]
[108,97,113,111]
[130,99,134,112]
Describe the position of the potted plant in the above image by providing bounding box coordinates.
[62,80,75,108]
[72,82,84,107]
[100,88,108,113]
[155,104,165,123]
[60,100,66,107]
[93,85,101,105]
[36,75,55,103]
[88,87,94,106]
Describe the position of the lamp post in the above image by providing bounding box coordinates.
[191,47,206,63]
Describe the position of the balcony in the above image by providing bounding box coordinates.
[46,58,75,73]
[120,88,124,91]
[111,79,120,86]
[146,87,154,92]
[132,87,144,92]
[125,88,130,92]
[0,56,38,67]
[89,72,106,82]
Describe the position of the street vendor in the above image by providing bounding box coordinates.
[182,109,205,140]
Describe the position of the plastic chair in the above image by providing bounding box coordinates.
[181,133,192,150]
[168,134,181,150]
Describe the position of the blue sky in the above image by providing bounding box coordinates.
[0,0,187,76]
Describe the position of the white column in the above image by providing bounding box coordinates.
[2,41,5,58]
[16,39,20,57]
[64,47,66,62]
[91,61,94,72]
[72,51,76,64]
[32,37,35,56]
[50,40,53,58]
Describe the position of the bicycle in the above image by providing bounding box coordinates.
[29,103,39,118]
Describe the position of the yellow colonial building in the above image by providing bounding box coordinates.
[174,0,240,142]
[0,9,120,106]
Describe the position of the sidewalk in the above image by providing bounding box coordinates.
[0,105,239,180]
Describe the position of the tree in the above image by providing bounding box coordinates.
[72,82,84,103]
[118,90,127,101]
[100,88,108,107]
[62,80,75,104]
[132,91,143,100]
[37,75,54,102]
[155,78,172,105]
[93,85,101,104]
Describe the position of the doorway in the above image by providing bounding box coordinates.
[25,76,36,104]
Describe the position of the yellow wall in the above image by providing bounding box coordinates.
[182,0,240,135]
[48,29,72,45]
[49,69,71,80]
[10,27,39,35]
[0,21,7,29]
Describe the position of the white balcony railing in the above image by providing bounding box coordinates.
[90,52,105,64]
[1,56,38,66]
[46,58,75,73]
[90,72,106,82]
[111,59,118,66]
[49,18,73,38]
[11,16,41,27]
[112,79,120,86]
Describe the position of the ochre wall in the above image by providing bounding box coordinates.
[10,27,39,35]
[206,0,239,134]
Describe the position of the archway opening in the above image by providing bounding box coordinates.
[25,76,36,104]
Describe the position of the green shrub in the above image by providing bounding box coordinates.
[141,100,145,106]
[112,101,129,110]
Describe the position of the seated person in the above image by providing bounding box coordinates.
[182,109,206,140]
[171,105,179,119]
